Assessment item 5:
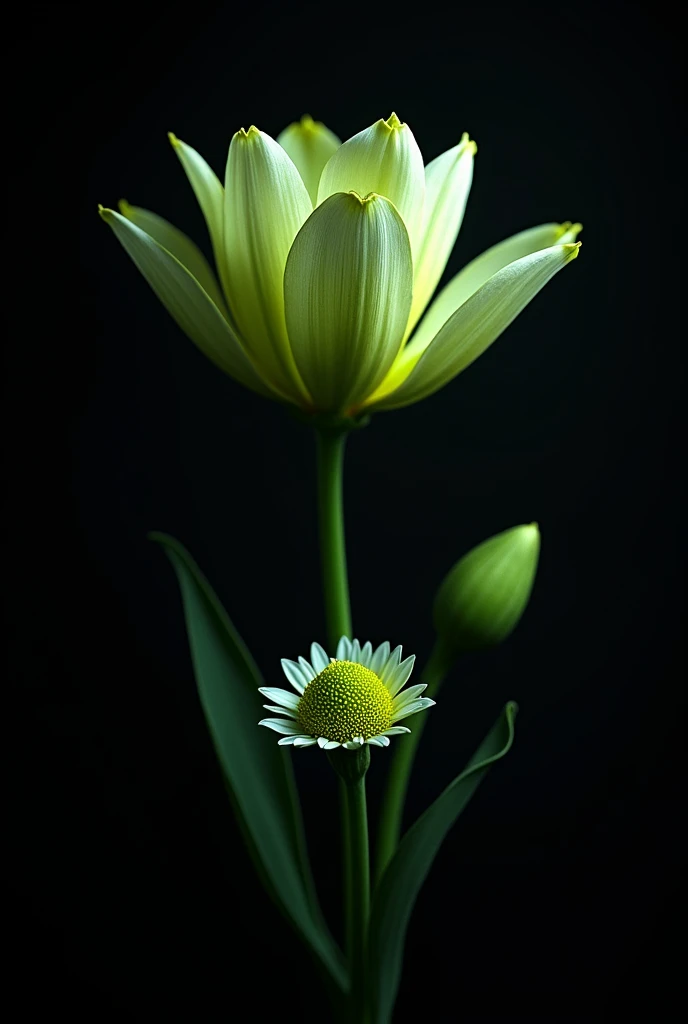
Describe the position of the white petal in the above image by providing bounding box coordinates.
[277,114,341,205]
[262,705,298,717]
[310,643,329,673]
[350,639,361,664]
[343,741,361,750]
[375,242,581,409]
[407,134,476,337]
[382,726,412,736]
[318,112,425,255]
[323,740,341,750]
[359,641,373,667]
[278,734,305,745]
[370,641,390,676]
[293,736,318,748]
[258,718,303,735]
[99,208,271,397]
[258,686,301,710]
[367,735,390,747]
[385,655,417,697]
[392,683,427,711]
[298,657,317,681]
[317,737,330,748]
[280,659,308,694]
[393,698,437,721]
[336,636,352,661]
[284,191,413,412]
[379,645,402,686]
[224,126,312,403]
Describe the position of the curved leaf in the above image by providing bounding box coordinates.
[368,702,518,1023]
[149,532,347,992]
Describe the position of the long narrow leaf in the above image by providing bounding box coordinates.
[369,702,518,1022]
[149,532,347,991]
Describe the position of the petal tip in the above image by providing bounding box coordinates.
[167,131,179,147]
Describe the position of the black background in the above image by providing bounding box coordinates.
[15,2,684,1020]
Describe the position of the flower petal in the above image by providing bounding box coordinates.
[262,704,298,717]
[318,113,425,255]
[393,698,437,721]
[278,734,306,745]
[374,242,581,409]
[281,658,309,694]
[277,115,341,206]
[323,740,341,750]
[317,737,330,748]
[392,683,427,710]
[224,126,313,402]
[350,639,361,664]
[298,657,317,681]
[310,643,329,674]
[367,736,390,748]
[293,736,318,748]
[118,200,228,314]
[385,655,416,697]
[168,133,226,283]
[406,135,476,337]
[259,717,303,735]
[336,636,352,661]
[258,686,301,709]
[99,207,272,396]
[370,641,391,676]
[379,645,402,686]
[284,191,413,412]
[359,641,373,667]
[382,726,412,736]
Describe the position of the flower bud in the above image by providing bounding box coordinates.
[433,523,540,659]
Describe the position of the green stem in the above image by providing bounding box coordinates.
[374,642,447,886]
[345,774,370,1017]
[315,428,352,649]
[339,777,353,962]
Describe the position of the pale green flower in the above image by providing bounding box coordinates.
[259,637,435,749]
[100,112,581,415]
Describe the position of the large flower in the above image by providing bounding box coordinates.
[258,637,435,749]
[100,113,581,414]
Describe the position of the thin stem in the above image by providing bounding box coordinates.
[345,775,370,1016]
[315,428,352,650]
[374,642,447,886]
[339,777,353,962]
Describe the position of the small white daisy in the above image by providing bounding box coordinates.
[258,637,436,750]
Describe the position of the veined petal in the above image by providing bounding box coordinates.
[259,717,303,735]
[317,113,425,255]
[99,207,273,397]
[224,126,313,403]
[277,115,341,206]
[406,134,476,338]
[370,641,390,676]
[281,658,309,694]
[373,243,581,409]
[168,133,227,292]
[258,687,301,710]
[393,697,436,721]
[262,705,298,717]
[310,643,329,674]
[369,221,582,403]
[284,191,413,412]
[118,200,228,314]
[336,636,352,661]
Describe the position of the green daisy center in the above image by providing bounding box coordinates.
[297,660,394,743]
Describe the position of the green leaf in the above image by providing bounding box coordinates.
[149,532,347,992]
[368,702,518,1023]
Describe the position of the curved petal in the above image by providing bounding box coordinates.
[406,134,476,337]
[373,242,581,410]
[168,133,228,291]
[117,200,228,314]
[317,113,425,255]
[224,126,313,403]
[277,115,341,206]
[99,207,273,397]
[284,191,413,412]
[371,221,582,402]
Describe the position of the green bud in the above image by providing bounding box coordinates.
[433,523,540,659]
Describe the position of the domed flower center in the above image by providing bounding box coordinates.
[297,660,394,743]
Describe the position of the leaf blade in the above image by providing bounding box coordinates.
[368,702,518,1022]
[149,532,347,991]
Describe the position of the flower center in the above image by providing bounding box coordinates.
[297,660,394,743]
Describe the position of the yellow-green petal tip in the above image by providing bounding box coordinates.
[384,111,404,130]
[97,204,113,222]
[168,131,179,147]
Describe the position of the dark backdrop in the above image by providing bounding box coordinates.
[15,2,684,1020]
